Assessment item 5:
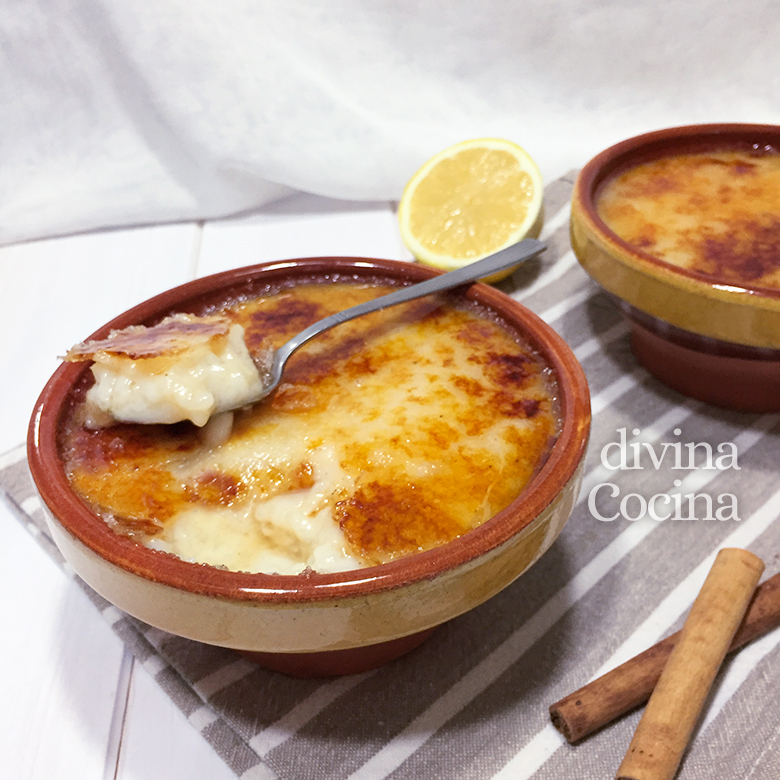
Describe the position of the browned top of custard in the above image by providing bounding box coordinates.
[597,149,780,289]
[64,314,232,361]
[60,282,559,570]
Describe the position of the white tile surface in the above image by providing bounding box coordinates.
[118,664,236,780]
[197,194,408,277]
[0,501,125,780]
[0,222,200,779]
[0,224,200,450]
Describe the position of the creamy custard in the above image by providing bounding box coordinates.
[597,149,780,289]
[60,281,559,574]
[64,314,265,428]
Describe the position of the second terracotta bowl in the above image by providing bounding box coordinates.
[571,123,780,412]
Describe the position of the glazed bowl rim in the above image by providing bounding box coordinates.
[574,122,780,304]
[28,256,590,605]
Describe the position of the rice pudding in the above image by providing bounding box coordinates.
[597,148,780,289]
[59,280,560,575]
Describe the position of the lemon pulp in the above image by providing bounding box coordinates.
[398,139,544,279]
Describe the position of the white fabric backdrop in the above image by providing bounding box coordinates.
[3,0,780,245]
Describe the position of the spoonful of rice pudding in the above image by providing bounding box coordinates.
[64,239,545,429]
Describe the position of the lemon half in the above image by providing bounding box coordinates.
[398,138,544,281]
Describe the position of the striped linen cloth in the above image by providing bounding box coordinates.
[3,172,780,780]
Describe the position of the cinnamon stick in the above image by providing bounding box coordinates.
[550,568,780,744]
[614,548,763,780]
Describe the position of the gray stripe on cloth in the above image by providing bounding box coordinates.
[201,717,277,779]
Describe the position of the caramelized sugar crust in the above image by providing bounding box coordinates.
[64,314,232,361]
[597,149,780,289]
[60,282,559,569]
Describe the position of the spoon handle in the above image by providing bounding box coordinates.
[273,238,546,369]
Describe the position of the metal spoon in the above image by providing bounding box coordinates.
[254,238,546,401]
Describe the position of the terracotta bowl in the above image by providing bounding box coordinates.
[571,123,780,412]
[28,257,590,677]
